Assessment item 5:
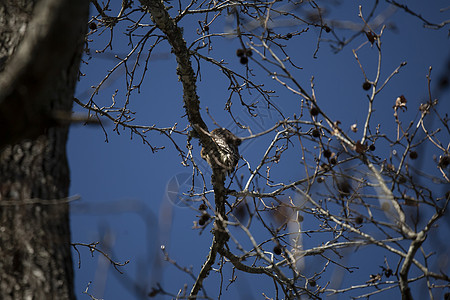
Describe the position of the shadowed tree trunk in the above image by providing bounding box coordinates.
[0,0,89,299]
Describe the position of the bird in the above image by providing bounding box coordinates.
[200,128,242,176]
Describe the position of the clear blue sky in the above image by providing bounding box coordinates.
[68,1,449,299]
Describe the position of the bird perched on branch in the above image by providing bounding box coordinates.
[201,128,242,176]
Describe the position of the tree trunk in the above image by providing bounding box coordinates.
[0,1,89,299]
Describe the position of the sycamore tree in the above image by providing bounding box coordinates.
[72,1,449,299]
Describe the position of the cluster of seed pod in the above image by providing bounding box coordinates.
[236,48,252,64]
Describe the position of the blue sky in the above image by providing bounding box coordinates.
[68,1,449,299]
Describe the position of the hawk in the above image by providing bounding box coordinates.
[201,128,242,176]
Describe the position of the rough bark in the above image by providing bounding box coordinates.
[0,0,89,299]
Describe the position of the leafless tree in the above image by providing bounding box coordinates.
[79,0,449,299]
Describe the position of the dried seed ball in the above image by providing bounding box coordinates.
[309,280,316,287]
[409,151,418,160]
[273,245,282,255]
[240,56,248,65]
[199,203,207,211]
[246,49,253,57]
[369,144,376,151]
[398,176,406,184]
[297,214,304,222]
[198,213,210,226]
[203,25,209,31]
[317,176,324,183]
[310,107,319,116]
[312,129,320,138]
[323,149,332,158]
[362,81,371,90]
[89,22,97,30]
[419,103,429,112]
[236,48,245,57]
[286,33,293,39]
[324,25,331,33]
[355,216,363,224]
[384,268,393,278]
[201,213,210,222]
[330,157,337,165]
[338,180,351,195]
